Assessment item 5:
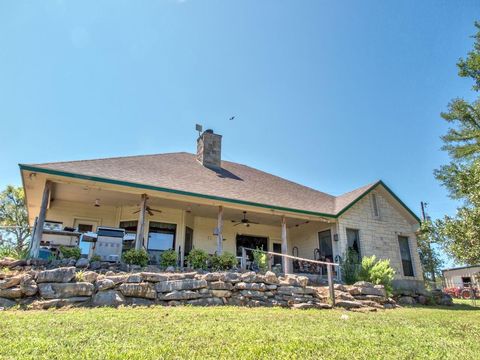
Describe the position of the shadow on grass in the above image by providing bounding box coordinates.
[400,303,480,311]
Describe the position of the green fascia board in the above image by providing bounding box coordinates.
[19,165,420,224]
[335,180,421,224]
[19,164,336,219]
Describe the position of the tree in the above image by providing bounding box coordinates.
[434,22,480,265]
[416,219,444,285]
[0,185,31,252]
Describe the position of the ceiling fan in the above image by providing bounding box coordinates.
[231,211,259,227]
[133,206,162,216]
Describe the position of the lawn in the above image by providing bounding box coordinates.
[1,304,479,360]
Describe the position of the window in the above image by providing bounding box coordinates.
[147,222,176,251]
[346,229,361,259]
[462,277,472,287]
[371,193,380,218]
[398,236,414,277]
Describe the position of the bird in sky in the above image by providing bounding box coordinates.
[229,116,235,121]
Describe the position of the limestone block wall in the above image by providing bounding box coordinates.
[336,189,423,286]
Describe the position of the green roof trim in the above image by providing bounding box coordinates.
[336,180,421,224]
[19,165,420,224]
[19,164,336,219]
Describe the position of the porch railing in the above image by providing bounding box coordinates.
[239,246,340,306]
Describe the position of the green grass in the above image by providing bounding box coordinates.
[0,304,479,359]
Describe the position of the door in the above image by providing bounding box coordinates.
[74,219,98,257]
[318,230,333,262]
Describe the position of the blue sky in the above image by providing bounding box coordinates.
[1,1,479,266]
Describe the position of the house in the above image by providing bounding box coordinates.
[20,129,423,290]
[442,265,480,288]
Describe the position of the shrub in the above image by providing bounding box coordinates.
[0,245,28,260]
[252,248,268,272]
[340,249,361,284]
[358,255,395,294]
[75,270,85,282]
[122,249,149,267]
[90,255,102,262]
[59,246,81,260]
[186,249,209,270]
[210,252,238,270]
[160,249,178,268]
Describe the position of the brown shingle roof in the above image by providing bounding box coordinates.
[26,152,378,216]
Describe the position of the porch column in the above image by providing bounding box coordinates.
[135,194,147,250]
[281,215,290,274]
[216,206,223,254]
[30,180,52,258]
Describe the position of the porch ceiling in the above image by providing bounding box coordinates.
[47,182,331,228]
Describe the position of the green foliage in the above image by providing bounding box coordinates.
[59,246,81,260]
[252,248,268,272]
[159,249,178,268]
[357,255,395,294]
[122,249,149,267]
[416,220,444,283]
[434,22,480,265]
[340,249,361,285]
[0,185,31,253]
[186,249,209,270]
[90,255,102,262]
[0,244,28,260]
[75,270,85,282]
[210,252,238,270]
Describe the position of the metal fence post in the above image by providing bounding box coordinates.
[327,263,335,307]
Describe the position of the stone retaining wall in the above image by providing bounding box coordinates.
[0,258,452,311]
[0,265,399,311]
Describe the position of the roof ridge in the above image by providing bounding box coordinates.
[26,151,192,167]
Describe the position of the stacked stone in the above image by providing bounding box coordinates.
[316,281,398,312]
[394,288,453,306]
[0,267,334,310]
[5,263,456,311]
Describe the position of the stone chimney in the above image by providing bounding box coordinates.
[197,129,222,169]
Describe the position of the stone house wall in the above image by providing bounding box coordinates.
[336,188,423,290]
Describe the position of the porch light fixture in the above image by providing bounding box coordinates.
[333,234,339,242]
[94,199,101,207]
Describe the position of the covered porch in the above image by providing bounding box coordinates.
[24,171,340,275]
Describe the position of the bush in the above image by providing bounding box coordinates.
[210,252,238,270]
[186,249,209,270]
[59,246,81,260]
[252,248,268,272]
[90,255,102,262]
[122,249,149,267]
[340,249,361,284]
[358,255,395,294]
[160,249,178,268]
[0,245,28,260]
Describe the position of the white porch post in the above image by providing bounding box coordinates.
[216,206,223,254]
[135,194,147,250]
[30,180,52,258]
[281,215,290,274]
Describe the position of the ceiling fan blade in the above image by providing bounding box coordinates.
[149,208,162,213]
[132,210,140,214]
[248,221,260,224]
[233,223,242,227]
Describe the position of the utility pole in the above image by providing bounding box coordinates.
[420,201,436,289]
